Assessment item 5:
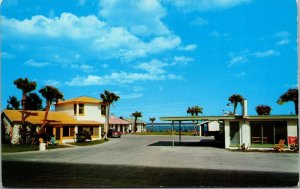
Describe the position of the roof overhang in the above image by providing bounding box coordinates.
[160,115,298,122]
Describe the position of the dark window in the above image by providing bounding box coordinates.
[79,104,84,115]
[63,127,70,137]
[250,121,287,144]
[74,104,77,115]
[230,121,240,145]
[101,105,106,115]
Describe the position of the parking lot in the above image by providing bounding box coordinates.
[2,135,299,187]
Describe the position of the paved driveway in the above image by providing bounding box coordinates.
[2,135,298,173]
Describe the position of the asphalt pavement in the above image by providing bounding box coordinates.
[2,135,299,187]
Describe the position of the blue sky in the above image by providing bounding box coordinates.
[1,0,298,121]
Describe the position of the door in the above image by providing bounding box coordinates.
[230,121,240,146]
[55,127,61,143]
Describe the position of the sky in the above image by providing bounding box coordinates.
[1,0,298,122]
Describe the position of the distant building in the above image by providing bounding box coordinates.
[109,115,131,133]
[122,118,147,132]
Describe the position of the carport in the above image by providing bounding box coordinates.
[160,116,235,146]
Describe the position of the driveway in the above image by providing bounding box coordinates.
[2,135,298,173]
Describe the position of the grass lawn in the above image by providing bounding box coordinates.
[132,131,196,136]
[2,144,70,153]
[69,139,109,146]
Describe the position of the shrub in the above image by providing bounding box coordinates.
[76,130,92,143]
[256,105,271,115]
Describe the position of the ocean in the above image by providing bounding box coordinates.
[146,123,200,132]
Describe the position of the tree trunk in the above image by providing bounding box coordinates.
[233,103,237,115]
[294,100,298,115]
[102,105,110,141]
[151,122,154,132]
[21,94,26,125]
[37,102,51,135]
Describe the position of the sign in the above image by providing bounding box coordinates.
[288,136,298,145]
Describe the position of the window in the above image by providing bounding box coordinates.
[230,121,240,145]
[74,104,77,115]
[63,127,69,137]
[101,105,106,115]
[250,121,287,145]
[63,126,75,137]
[79,104,84,115]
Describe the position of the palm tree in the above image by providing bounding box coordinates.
[193,106,203,116]
[13,78,37,125]
[277,88,298,115]
[38,86,63,134]
[186,107,195,116]
[228,94,244,115]
[131,111,142,133]
[100,90,120,140]
[6,96,20,110]
[25,93,43,110]
[149,117,155,132]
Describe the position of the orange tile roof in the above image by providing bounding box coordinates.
[3,110,102,125]
[56,96,102,105]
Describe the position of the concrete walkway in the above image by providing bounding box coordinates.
[2,135,299,173]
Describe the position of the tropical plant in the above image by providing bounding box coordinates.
[187,106,203,135]
[25,93,43,110]
[228,94,244,115]
[13,78,37,125]
[13,78,37,144]
[131,111,142,133]
[277,88,298,115]
[256,105,272,115]
[6,96,20,110]
[76,130,92,143]
[100,90,120,140]
[149,117,156,132]
[38,86,63,135]
[193,106,203,116]
[187,107,195,116]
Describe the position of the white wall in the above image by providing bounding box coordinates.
[55,103,106,123]
[208,121,220,131]
[287,120,298,137]
[224,120,231,148]
[241,120,251,148]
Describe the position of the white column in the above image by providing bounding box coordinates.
[224,120,230,148]
[99,126,102,140]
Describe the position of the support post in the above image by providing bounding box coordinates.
[172,121,174,147]
[179,120,182,145]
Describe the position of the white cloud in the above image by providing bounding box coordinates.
[178,44,197,51]
[191,17,208,26]
[164,0,251,12]
[209,30,230,38]
[227,55,248,67]
[276,39,289,46]
[234,72,246,77]
[98,0,169,37]
[43,80,61,87]
[274,31,290,38]
[121,93,143,99]
[2,13,182,60]
[25,59,50,67]
[70,64,95,73]
[137,59,167,74]
[253,50,280,58]
[172,56,194,65]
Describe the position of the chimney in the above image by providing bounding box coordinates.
[242,99,248,116]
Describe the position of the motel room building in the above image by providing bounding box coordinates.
[2,96,106,144]
[160,100,298,149]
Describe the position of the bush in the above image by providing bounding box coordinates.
[75,130,92,143]
[256,105,272,115]
[18,124,37,144]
